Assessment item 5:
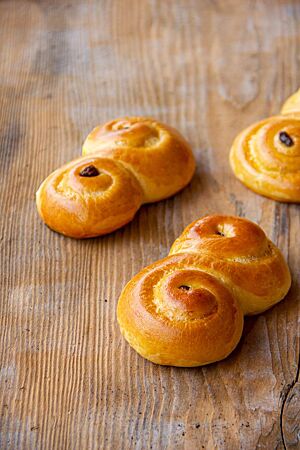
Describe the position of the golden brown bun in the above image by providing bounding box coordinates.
[36,156,143,238]
[82,117,196,202]
[117,215,291,367]
[230,88,300,202]
[230,115,300,202]
[281,88,300,115]
[37,117,195,238]
[118,254,244,367]
[170,215,291,315]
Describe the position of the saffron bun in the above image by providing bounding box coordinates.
[117,215,291,367]
[169,215,291,315]
[118,254,244,367]
[82,117,195,202]
[230,90,300,202]
[36,117,195,238]
[281,88,300,115]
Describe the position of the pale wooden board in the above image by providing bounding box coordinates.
[0,1,299,449]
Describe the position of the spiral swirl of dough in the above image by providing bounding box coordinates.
[117,215,291,366]
[82,117,195,202]
[118,253,243,367]
[170,215,291,315]
[230,88,300,202]
[230,115,300,202]
[36,156,143,238]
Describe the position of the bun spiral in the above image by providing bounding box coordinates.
[36,157,143,238]
[117,215,291,367]
[82,117,195,202]
[230,90,300,202]
[36,117,195,238]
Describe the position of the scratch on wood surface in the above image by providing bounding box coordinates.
[281,372,300,449]
[212,2,259,109]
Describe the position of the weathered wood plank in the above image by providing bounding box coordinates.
[0,1,299,449]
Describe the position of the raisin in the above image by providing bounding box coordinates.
[279,131,294,147]
[79,165,100,177]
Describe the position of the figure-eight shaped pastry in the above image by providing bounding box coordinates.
[117,215,291,367]
[36,117,195,238]
[230,89,300,202]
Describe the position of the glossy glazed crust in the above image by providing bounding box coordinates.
[230,115,300,202]
[281,88,300,115]
[170,215,291,315]
[117,215,291,367]
[37,117,195,238]
[82,117,196,202]
[117,254,244,367]
[36,156,143,238]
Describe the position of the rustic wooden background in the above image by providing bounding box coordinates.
[1,1,299,449]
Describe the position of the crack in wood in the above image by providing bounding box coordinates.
[280,353,300,449]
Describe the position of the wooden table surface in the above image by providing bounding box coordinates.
[1,1,299,449]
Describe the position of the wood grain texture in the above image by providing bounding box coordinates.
[0,0,299,449]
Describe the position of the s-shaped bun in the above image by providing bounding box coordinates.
[36,117,195,238]
[117,215,291,367]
